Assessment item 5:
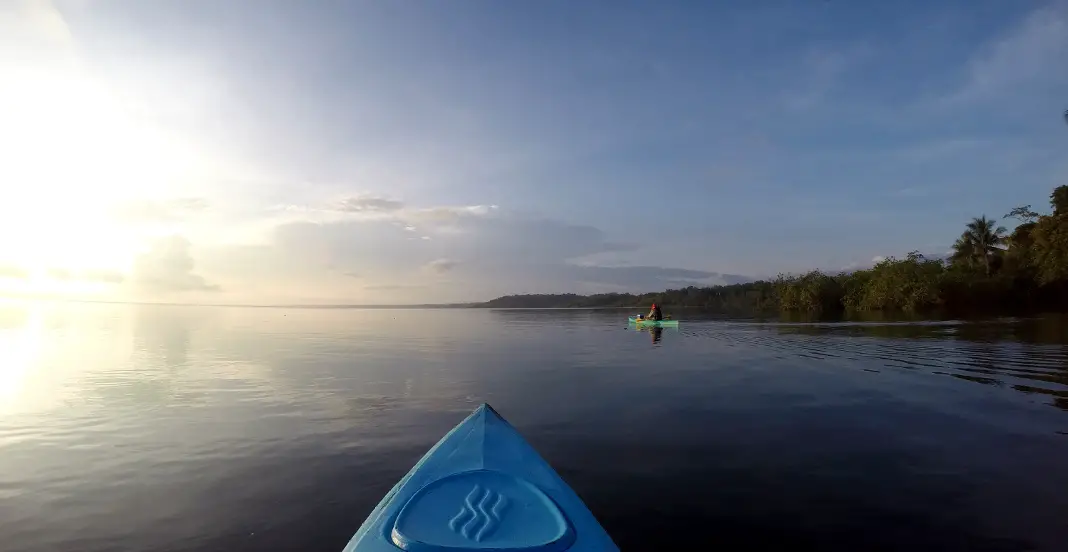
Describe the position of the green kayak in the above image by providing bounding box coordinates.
[628,317,679,327]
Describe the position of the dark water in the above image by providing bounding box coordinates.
[1,303,1067,551]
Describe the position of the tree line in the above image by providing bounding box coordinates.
[477,281,776,311]
[774,184,1068,313]
[479,185,1068,314]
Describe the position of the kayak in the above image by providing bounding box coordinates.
[628,317,679,327]
[343,403,619,552]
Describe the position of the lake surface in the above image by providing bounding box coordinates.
[1,302,1067,551]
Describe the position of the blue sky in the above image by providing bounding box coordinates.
[1,0,1066,303]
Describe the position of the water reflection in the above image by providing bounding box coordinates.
[773,315,1068,344]
[133,305,195,370]
[631,325,665,344]
[760,317,1068,412]
[2,304,1067,552]
[0,303,41,411]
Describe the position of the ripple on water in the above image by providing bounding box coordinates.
[687,319,1068,415]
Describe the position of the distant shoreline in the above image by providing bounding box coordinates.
[0,294,658,310]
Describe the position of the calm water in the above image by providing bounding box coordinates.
[1,303,1067,551]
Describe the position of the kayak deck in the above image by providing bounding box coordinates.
[344,404,619,551]
[628,317,679,327]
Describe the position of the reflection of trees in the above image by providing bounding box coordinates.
[134,305,196,370]
[771,317,1068,412]
[774,317,1068,345]
[80,305,207,409]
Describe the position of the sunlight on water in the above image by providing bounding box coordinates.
[0,305,42,410]
[0,304,1066,552]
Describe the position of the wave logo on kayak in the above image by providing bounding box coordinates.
[448,484,508,542]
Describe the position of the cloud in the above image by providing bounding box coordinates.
[0,265,28,280]
[46,267,71,280]
[363,284,424,291]
[783,45,871,110]
[405,204,499,224]
[270,210,627,273]
[720,273,756,285]
[335,194,404,213]
[111,198,209,223]
[446,217,635,263]
[277,199,497,233]
[566,265,751,291]
[944,5,1068,105]
[132,235,217,292]
[197,206,726,302]
[82,269,125,284]
[424,258,457,274]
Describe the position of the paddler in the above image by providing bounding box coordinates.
[647,303,663,321]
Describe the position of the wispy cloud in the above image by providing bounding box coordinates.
[278,198,498,227]
[335,194,404,213]
[782,44,872,111]
[407,205,500,224]
[570,265,751,290]
[423,258,458,274]
[942,4,1068,105]
[363,284,423,291]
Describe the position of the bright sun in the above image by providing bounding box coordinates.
[0,2,224,298]
[0,62,197,293]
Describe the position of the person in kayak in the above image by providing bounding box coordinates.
[647,303,663,321]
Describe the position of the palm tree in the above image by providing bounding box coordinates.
[951,232,977,267]
[958,215,1007,275]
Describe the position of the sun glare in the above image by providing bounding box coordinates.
[0,61,201,288]
[0,304,43,412]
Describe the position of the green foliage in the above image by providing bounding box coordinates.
[774,271,843,312]
[952,215,1006,276]
[1004,205,1040,224]
[1052,185,1068,216]
[1031,214,1068,285]
[848,252,944,311]
[1003,222,1037,274]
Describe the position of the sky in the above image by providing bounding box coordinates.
[0,0,1066,304]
